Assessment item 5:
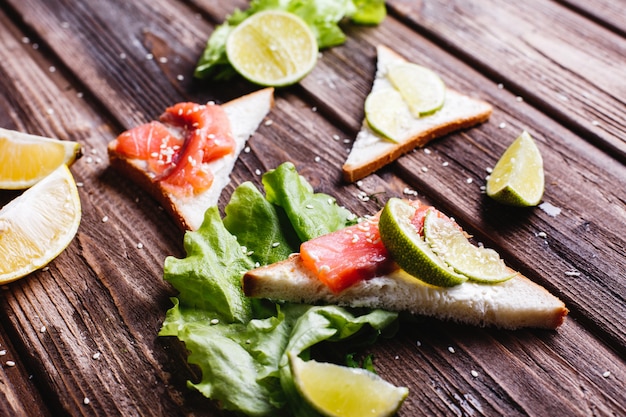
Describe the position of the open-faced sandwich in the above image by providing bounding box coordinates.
[244,197,568,330]
[343,45,493,182]
[108,88,274,230]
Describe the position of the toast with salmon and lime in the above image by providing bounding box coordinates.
[108,88,274,230]
[343,45,492,182]
[243,199,568,330]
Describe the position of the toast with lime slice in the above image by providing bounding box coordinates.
[343,45,493,182]
[243,198,568,330]
[108,88,274,230]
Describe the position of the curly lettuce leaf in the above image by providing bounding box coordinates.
[194,0,386,80]
[262,162,355,242]
[223,181,299,265]
[160,162,398,416]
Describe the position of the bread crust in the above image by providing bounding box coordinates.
[343,45,492,182]
[243,254,568,330]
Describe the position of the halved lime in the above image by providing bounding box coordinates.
[290,353,408,417]
[225,10,318,87]
[387,63,446,117]
[423,210,516,283]
[379,198,467,287]
[486,131,544,206]
[364,88,413,142]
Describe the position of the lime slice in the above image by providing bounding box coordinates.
[423,210,516,283]
[364,88,413,142]
[387,63,446,117]
[225,10,318,87]
[0,165,81,284]
[486,131,544,206]
[0,127,82,189]
[379,198,467,287]
[289,353,408,417]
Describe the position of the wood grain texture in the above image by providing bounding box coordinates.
[0,0,624,416]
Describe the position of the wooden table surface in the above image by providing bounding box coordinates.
[1,0,624,416]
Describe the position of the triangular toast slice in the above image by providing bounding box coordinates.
[243,254,567,330]
[108,88,274,230]
[343,45,492,182]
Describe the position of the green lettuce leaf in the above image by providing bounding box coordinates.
[160,162,398,416]
[262,162,355,242]
[194,0,386,80]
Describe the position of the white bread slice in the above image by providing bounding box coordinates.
[108,88,274,230]
[243,255,568,330]
[343,45,493,182]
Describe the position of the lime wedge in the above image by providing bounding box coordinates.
[379,198,467,287]
[486,131,544,206]
[364,88,413,142]
[0,127,82,190]
[225,10,318,87]
[423,210,516,283]
[387,63,446,117]
[289,353,408,417]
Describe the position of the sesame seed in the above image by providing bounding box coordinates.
[146,53,154,60]
[137,243,144,249]
[311,106,317,112]
[497,83,504,89]
[602,371,611,378]
[421,166,428,172]
[101,216,109,223]
[498,122,507,129]
[61,22,70,29]
[40,326,46,333]
[46,108,54,115]
[343,138,351,144]
[244,146,251,153]
[471,370,479,378]
[22,37,30,44]
[305,204,314,209]
[536,231,547,238]
[159,57,168,63]
[83,397,90,405]
[516,96,523,102]
[424,148,432,154]
[466,178,473,184]
[6,361,15,367]
[416,341,421,347]
[591,120,600,126]
[176,74,184,81]
[448,346,455,354]
[314,156,321,162]
[255,169,262,175]
[210,318,219,325]
[564,270,580,277]
[264,119,273,126]
[92,352,101,360]
[49,66,56,73]
[442,161,449,167]
[332,134,340,141]
[271,242,280,248]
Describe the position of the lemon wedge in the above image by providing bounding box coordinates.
[0,127,82,190]
[225,10,318,87]
[0,165,81,284]
[290,353,408,417]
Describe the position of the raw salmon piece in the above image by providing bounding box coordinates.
[300,217,395,293]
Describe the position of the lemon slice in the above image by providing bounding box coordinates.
[423,210,516,283]
[486,131,544,206]
[225,10,318,87]
[379,198,467,287]
[0,165,81,284]
[364,88,413,142]
[387,63,446,117]
[289,353,408,417]
[0,127,82,190]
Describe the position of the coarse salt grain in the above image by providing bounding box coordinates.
[101,216,109,223]
[137,243,144,249]
[83,397,90,405]
[40,326,46,333]
[92,352,101,360]
[602,371,611,378]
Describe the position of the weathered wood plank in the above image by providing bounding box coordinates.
[1,0,625,416]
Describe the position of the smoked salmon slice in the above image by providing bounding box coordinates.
[113,102,235,197]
